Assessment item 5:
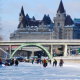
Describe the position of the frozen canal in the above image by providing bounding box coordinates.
[0,62,80,80]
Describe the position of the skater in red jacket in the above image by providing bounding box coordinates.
[43,59,46,67]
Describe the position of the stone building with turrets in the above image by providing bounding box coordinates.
[54,0,80,39]
[10,0,80,40]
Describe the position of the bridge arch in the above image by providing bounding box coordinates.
[10,43,52,59]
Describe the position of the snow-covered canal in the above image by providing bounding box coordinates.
[0,62,80,80]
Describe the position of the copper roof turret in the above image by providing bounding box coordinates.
[57,0,65,13]
[20,6,25,16]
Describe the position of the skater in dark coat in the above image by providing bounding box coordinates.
[49,60,51,64]
[55,59,57,67]
[10,59,14,66]
[15,59,19,66]
[53,59,57,67]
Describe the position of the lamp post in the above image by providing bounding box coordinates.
[9,29,10,39]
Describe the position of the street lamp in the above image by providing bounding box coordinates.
[9,29,10,39]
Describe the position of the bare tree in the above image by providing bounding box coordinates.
[0,0,6,58]
[0,12,1,30]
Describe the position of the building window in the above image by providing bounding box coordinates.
[57,23,60,27]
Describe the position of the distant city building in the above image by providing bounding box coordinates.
[10,0,80,40]
[74,18,80,27]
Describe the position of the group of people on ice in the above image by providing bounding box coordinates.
[41,59,64,67]
[0,58,19,66]
[31,58,51,65]
[0,57,64,67]
[30,58,64,67]
[31,58,52,67]
[53,59,64,67]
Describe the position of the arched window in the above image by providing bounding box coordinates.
[57,22,60,27]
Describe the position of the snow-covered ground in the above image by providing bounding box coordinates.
[0,62,80,80]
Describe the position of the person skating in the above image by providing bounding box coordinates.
[10,59,14,66]
[53,59,57,67]
[49,59,51,64]
[59,59,64,67]
[5,60,10,66]
[55,59,57,67]
[0,58,2,65]
[43,59,46,67]
[32,59,34,64]
[15,59,19,66]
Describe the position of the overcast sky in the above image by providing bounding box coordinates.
[0,0,80,40]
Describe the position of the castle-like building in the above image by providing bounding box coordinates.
[10,0,80,40]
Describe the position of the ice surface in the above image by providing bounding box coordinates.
[0,62,80,80]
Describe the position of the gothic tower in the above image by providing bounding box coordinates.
[54,0,66,39]
[19,6,25,23]
[54,0,66,28]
